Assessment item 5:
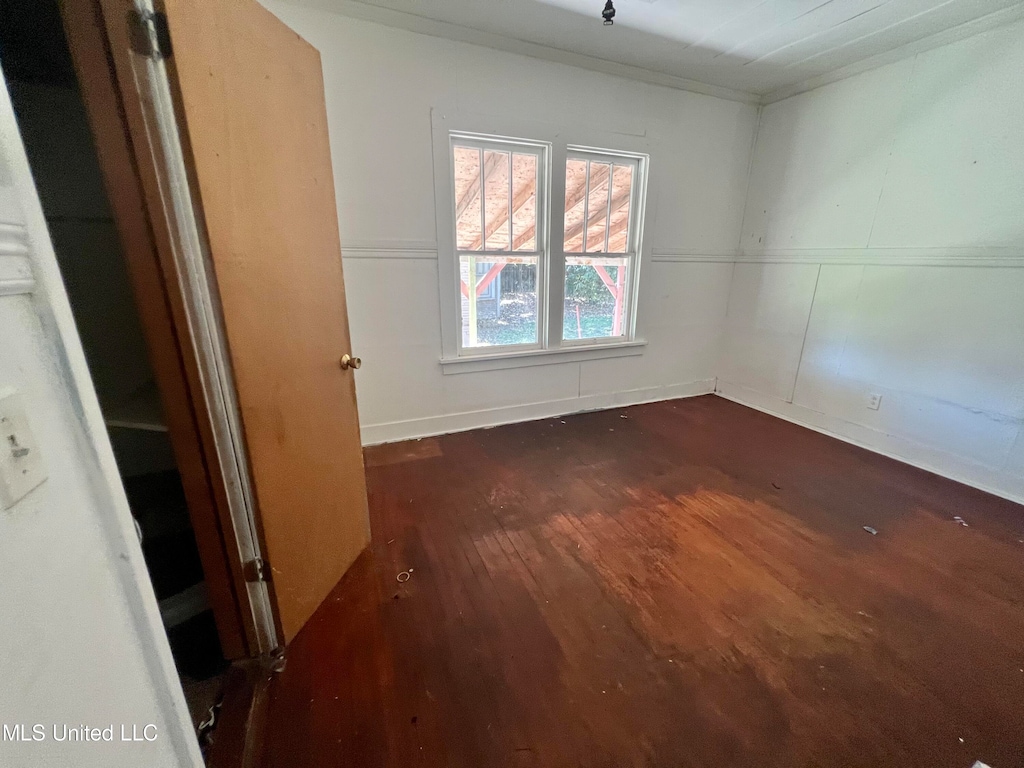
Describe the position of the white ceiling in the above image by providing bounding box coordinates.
[302,0,1024,100]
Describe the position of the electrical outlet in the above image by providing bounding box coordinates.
[866,393,882,411]
[0,390,47,508]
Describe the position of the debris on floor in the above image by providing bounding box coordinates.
[953,516,969,527]
[863,526,878,535]
[771,482,782,490]
[396,569,414,583]
[197,701,221,751]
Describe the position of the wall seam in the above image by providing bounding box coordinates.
[714,260,740,394]
[787,263,821,404]
[865,54,920,248]
[735,103,764,254]
[832,264,866,382]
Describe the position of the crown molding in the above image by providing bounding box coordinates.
[761,4,1024,104]
[284,0,761,105]
[280,0,1024,109]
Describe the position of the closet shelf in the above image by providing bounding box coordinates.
[104,380,167,433]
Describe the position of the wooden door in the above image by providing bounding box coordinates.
[97,0,370,643]
[62,0,252,659]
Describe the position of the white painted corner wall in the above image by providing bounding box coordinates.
[261,0,757,443]
[264,2,1023,503]
[0,70,201,767]
[720,18,1024,503]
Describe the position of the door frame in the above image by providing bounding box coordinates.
[61,0,279,658]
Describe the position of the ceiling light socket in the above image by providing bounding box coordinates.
[602,0,616,25]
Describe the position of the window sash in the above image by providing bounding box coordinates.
[561,148,644,346]
[451,135,546,254]
[561,255,635,345]
[451,134,549,356]
[564,152,642,258]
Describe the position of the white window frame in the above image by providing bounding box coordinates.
[449,132,551,358]
[560,146,646,349]
[432,111,650,374]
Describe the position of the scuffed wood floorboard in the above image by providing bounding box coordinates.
[262,395,1024,768]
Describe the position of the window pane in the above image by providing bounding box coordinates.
[563,158,587,252]
[460,256,538,348]
[562,257,629,340]
[608,164,633,253]
[512,153,537,251]
[454,146,482,250]
[483,150,511,250]
[585,162,611,253]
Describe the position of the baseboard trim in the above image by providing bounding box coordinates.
[361,378,716,445]
[715,381,1024,507]
[360,377,1023,506]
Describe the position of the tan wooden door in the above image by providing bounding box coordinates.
[98,0,370,644]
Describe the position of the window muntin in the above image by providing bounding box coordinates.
[449,134,644,357]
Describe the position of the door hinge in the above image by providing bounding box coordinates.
[266,646,287,673]
[243,557,271,583]
[127,9,173,60]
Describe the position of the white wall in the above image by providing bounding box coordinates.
[265,3,1021,503]
[0,71,201,767]
[263,1,759,444]
[720,18,1024,503]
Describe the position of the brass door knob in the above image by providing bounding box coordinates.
[339,354,362,370]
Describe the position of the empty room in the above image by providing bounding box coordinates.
[1,0,1022,766]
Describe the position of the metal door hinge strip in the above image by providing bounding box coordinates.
[127,9,173,60]
[243,557,271,583]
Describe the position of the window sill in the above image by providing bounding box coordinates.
[440,339,646,375]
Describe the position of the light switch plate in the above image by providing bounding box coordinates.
[0,390,47,508]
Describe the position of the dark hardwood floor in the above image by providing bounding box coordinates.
[261,395,1024,767]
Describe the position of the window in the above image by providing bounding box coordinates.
[443,128,648,366]
[451,138,547,350]
[562,152,640,343]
